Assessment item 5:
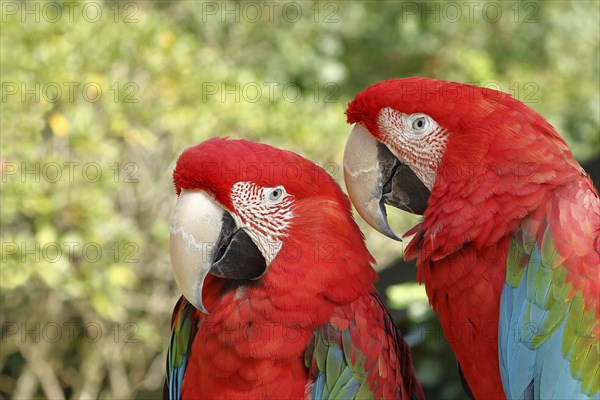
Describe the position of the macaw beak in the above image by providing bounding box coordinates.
[170,189,266,313]
[343,124,430,240]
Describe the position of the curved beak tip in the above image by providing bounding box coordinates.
[170,189,223,313]
[344,124,430,241]
[170,226,212,314]
[169,189,267,314]
[378,216,402,241]
[343,124,402,241]
[192,281,209,314]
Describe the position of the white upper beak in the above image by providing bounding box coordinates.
[170,189,223,313]
[343,124,401,240]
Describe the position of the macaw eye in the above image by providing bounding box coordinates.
[265,186,286,203]
[408,114,430,134]
[413,118,425,129]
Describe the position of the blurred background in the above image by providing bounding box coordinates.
[1,0,598,398]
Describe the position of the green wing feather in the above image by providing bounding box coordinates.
[164,297,200,400]
[500,218,599,399]
[305,293,423,400]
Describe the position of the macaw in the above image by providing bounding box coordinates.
[164,138,423,400]
[342,78,599,399]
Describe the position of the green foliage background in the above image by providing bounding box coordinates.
[1,1,598,398]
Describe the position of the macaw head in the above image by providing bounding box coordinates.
[171,137,374,313]
[343,77,578,244]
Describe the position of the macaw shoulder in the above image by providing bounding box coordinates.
[499,175,600,399]
[544,176,599,297]
[305,293,422,400]
[513,175,599,322]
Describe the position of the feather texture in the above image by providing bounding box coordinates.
[345,78,600,399]
[164,138,423,399]
[305,294,423,400]
[500,179,599,399]
[165,297,199,400]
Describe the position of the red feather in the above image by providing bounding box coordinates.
[170,139,422,399]
[347,78,600,399]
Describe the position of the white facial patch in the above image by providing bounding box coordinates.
[377,107,448,190]
[230,182,294,264]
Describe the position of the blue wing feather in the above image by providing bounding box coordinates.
[499,223,598,400]
[305,292,422,400]
[306,322,369,400]
[164,297,200,400]
[312,373,326,399]
[500,266,536,398]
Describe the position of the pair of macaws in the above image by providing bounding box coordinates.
[165,78,599,399]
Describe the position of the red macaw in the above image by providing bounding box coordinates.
[342,78,599,399]
[164,138,423,399]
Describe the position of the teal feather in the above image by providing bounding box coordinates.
[328,367,358,399]
[165,297,200,400]
[303,306,416,400]
[326,347,345,392]
[499,221,599,399]
[306,316,377,399]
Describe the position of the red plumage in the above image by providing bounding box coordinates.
[346,78,600,399]
[168,138,423,399]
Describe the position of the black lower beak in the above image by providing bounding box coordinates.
[210,213,267,280]
[377,142,430,216]
[344,124,431,240]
